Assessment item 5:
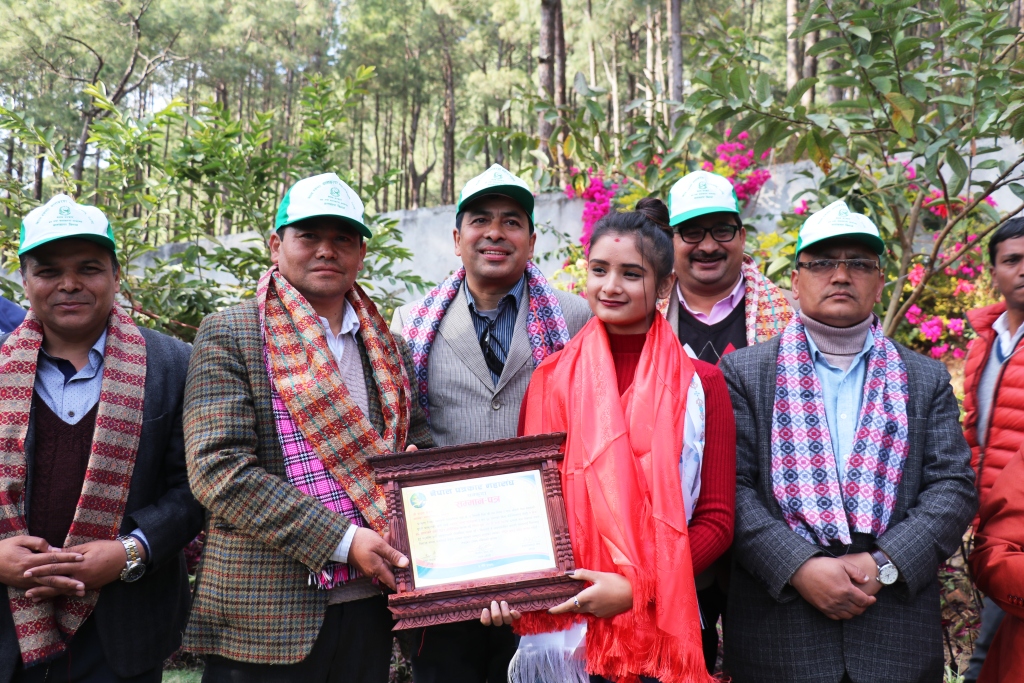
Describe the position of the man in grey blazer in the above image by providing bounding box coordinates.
[719,201,976,683]
[392,165,590,683]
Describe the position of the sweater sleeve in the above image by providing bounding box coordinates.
[686,360,737,576]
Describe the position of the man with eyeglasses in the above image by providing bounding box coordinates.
[663,170,794,364]
[392,165,590,683]
[660,170,795,670]
[719,201,976,683]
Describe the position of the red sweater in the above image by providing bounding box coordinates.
[519,333,736,576]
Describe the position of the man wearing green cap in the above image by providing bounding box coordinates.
[662,170,794,364]
[0,195,203,682]
[391,164,590,683]
[718,200,976,683]
[659,169,796,669]
[183,173,433,681]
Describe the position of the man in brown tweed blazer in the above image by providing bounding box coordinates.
[184,174,432,683]
[391,166,590,683]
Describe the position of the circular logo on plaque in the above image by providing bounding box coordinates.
[409,492,426,508]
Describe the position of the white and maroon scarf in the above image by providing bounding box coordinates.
[0,305,146,667]
[770,317,909,546]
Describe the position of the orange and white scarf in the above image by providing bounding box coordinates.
[257,265,411,535]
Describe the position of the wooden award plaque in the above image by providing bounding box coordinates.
[368,433,578,630]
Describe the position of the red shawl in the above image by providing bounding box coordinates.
[517,314,709,683]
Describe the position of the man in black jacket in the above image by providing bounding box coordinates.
[0,195,203,682]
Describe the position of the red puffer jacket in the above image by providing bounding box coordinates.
[963,302,1024,514]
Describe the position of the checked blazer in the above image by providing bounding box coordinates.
[182,300,432,664]
[719,337,977,683]
[391,284,591,446]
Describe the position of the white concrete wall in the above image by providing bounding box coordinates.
[11,142,1023,291]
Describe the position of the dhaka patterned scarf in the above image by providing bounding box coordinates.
[0,305,146,667]
[771,317,910,546]
[402,261,570,415]
[258,266,410,537]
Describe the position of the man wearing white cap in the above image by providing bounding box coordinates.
[659,170,796,670]
[0,195,203,682]
[391,165,590,683]
[183,173,433,681]
[719,201,976,683]
[662,170,794,364]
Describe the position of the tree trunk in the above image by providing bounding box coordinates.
[33,147,44,201]
[826,32,843,103]
[786,0,800,90]
[655,8,667,125]
[668,0,683,126]
[440,40,457,205]
[645,4,655,123]
[71,112,96,193]
[586,0,597,87]
[554,0,567,181]
[538,0,558,162]
[801,31,818,107]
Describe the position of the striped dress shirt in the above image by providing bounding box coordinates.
[464,275,526,384]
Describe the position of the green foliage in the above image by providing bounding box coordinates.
[687,0,1024,335]
[0,71,429,341]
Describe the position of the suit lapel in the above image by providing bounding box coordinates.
[495,292,532,395]
[439,285,495,391]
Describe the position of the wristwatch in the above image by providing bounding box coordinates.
[118,536,146,583]
[870,549,898,585]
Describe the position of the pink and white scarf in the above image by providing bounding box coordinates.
[402,261,570,414]
[771,317,910,546]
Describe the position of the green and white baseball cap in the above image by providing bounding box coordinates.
[275,173,370,239]
[796,200,885,255]
[668,170,741,227]
[19,195,115,256]
[458,164,535,221]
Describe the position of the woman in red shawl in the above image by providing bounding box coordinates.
[969,447,1024,683]
[483,206,722,683]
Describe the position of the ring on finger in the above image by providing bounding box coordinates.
[573,596,580,610]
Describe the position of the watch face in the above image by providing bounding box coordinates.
[878,563,898,585]
[122,562,146,583]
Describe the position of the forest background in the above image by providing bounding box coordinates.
[2,0,1024,679]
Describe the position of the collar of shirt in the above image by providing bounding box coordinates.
[39,328,108,383]
[991,311,1024,360]
[678,275,745,326]
[318,300,361,368]
[465,274,527,320]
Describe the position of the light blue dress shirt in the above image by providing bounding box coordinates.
[36,330,107,425]
[805,330,875,481]
[34,329,151,559]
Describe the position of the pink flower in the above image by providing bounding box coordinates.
[905,304,923,326]
[930,343,949,359]
[920,317,944,343]
[702,161,714,172]
[946,318,965,336]
[794,200,809,216]
[908,264,926,287]
[985,196,997,207]
[953,279,976,297]
[952,348,965,359]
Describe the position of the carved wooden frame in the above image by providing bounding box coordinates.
[368,433,577,630]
